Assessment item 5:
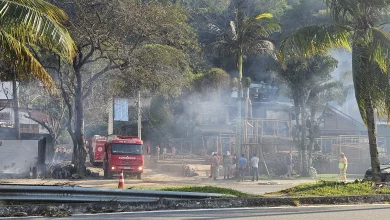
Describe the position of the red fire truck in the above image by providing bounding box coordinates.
[87,135,106,166]
[103,135,144,179]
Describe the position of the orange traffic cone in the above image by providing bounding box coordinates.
[118,171,125,189]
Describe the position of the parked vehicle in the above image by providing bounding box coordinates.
[103,135,144,179]
[364,162,390,182]
[87,135,106,166]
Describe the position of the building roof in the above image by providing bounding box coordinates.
[198,125,235,134]
[318,104,366,134]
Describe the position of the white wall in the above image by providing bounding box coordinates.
[0,140,38,174]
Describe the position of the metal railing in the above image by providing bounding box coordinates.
[0,185,228,203]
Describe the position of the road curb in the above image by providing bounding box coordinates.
[2,195,390,217]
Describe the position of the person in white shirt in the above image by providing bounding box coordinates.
[250,154,260,181]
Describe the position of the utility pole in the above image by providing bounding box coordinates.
[137,91,142,140]
[12,74,20,139]
[108,98,114,135]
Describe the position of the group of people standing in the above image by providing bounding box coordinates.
[210,152,260,182]
[210,151,348,182]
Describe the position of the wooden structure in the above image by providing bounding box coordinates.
[318,105,366,136]
[314,135,387,162]
[202,133,236,156]
[199,124,236,156]
[316,105,388,161]
[243,118,293,160]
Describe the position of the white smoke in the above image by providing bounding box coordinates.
[329,50,363,123]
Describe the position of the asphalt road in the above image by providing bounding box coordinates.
[20,204,390,220]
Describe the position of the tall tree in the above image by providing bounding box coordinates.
[200,68,231,98]
[307,80,344,167]
[279,0,390,182]
[277,55,338,176]
[223,0,280,155]
[0,0,75,138]
[48,0,197,173]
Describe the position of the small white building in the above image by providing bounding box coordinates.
[0,82,49,134]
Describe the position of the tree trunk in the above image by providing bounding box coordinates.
[293,99,302,172]
[300,97,309,176]
[74,68,87,174]
[12,74,20,139]
[308,106,316,168]
[352,40,380,183]
[70,128,77,164]
[245,87,249,120]
[236,53,243,156]
[48,134,56,162]
[365,97,380,183]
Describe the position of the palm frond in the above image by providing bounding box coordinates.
[343,84,354,96]
[352,43,390,125]
[246,20,280,39]
[369,27,390,72]
[323,0,356,22]
[278,24,352,65]
[244,12,280,38]
[255,13,273,20]
[309,81,345,106]
[0,31,54,88]
[0,0,76,60]
[359,0,390,13]
[1,0,68,22]
[230,21,237,40]
[311,81,343,96]
[340,70,352,81]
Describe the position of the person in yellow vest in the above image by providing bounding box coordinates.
[339,152,348,182]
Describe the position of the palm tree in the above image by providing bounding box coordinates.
[0,0,75,83]
[307,80,345,168]
[277,54,338,176]
[224,0,280,155]
[0,0,76,138]
[279,0,390,182]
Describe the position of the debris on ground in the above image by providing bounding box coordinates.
[53,182,80,187]
[258,182,281,185]
[3,164,22,174]
[181,161,199,177]
[44,163,99,179]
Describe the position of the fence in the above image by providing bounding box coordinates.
[0,185,228,203]
[314,162,370,175]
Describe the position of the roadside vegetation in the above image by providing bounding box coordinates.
[315,174,364,181]
[158,185,261,198]
[268,180,390,197]
[5,0,390,183]
[240,174,364,181]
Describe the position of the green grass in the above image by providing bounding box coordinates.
[268,180,390,197]
[316,174,364,181]
[237,174,364,181]
[158,185,262,198]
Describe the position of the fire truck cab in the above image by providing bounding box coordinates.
[87,135,106,166]
[103,135,144,179]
